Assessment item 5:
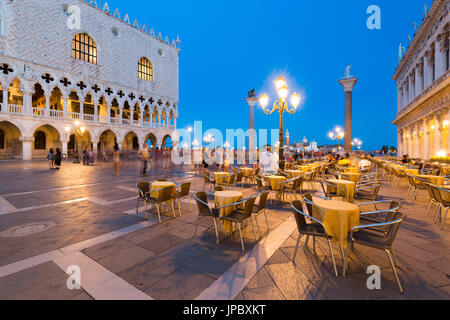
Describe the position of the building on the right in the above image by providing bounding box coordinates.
[393,0,449,160]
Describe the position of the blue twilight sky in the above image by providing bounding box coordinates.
[105,0,431,150]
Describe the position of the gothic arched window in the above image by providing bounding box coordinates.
[72,33,97,64]
[34,131,46,150]
[138,57,153,82]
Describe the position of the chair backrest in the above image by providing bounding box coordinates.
[160,186,175,202]
[236,172,244,182]
[255,175,264,190]
[194,192,211,214]
[291,200,308,231]
[179,182,191,197]
[303,194,314,216]
[430,185,444,205]
[242,197,257,220]
[137,182,150,199]
[214,186,224,192]
[257,191,270,212]
[157,179,169,182]
[384,212,407,246]
[229,174,236,184]
[203,174,211,184]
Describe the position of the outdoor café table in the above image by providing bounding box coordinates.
[326,179,356,203]
[344,167,360,174]
[215,190,243,234]
[399,168,419,176]
[415,175,445,186]
[150,181,176,198]
[442,167,450,175]
[286,170,304,178]
[299,166,313,173]
[312,197,360,249]
[341,172,361,184]
[240,167,253,177]
[214,172,230,184]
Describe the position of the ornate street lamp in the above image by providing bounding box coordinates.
[352,138,363,151]
[259,76,301,169]
[328,127,344,152]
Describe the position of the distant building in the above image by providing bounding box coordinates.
[393,0,449,160]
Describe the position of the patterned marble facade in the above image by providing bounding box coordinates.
[0,0,180,159]
[393,0,449,160]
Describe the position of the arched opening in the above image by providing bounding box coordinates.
[98,129,117,155]
[145,133,157,149]
[72,33,97,64]
[138,57,153,82]
[32,125,61,159]
[152,107,159,127]
[8,79,23,113]
[83,93,95,121]
[0,121,22,159]
[68,128,92,158]
[49,87,63,118]
[123,131,139,153]
[98,96,108,123]
[111,98,119,123]
[133,103,140,122]
[68,90,80,119]
[162,135,173,149]
[122,101,131,124]
[32,83,45,116]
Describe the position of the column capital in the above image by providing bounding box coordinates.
[20,136,35,143]
[245,96,259,107]
[338,78,358,93]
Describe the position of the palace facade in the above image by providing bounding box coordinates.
[393,0,449,160]
[0,0,180,160]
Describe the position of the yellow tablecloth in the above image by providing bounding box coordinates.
[415,175,445,186]
[442,167,450,175]
[214,172,231,184]
[265,175,287,190]
[286,170,304,178]
[312,197,360,249]
[341,173,361,184]
[399,168,419,176]
[344,167,360,174]
[338,159,351,166]
[299,166,312,173]
[240,168,253,177]
[326,179,356,203]
[215,191,243,234]
[150,181,176,198]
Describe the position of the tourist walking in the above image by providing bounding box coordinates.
[113,144,120,177]
[54,148,62,170]
[139,144,150,176]
[88,150,95,165]
[47,148,55,170]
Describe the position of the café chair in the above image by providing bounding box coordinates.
[193,192,220,245]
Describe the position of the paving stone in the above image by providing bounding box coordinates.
[138,232,186,255]
[242,285,285,300]
[97,245,155,274]
[245,267,276,290]
[145,266,216,300]
[83,238,135,261]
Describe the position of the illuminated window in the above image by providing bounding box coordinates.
[72,33,97,64]
[138,57,153,82]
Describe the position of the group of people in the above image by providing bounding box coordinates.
[81,150,96,166]
[47,148,62,170]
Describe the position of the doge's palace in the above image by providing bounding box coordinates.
[393,0,449,160]
[0,0,180,160]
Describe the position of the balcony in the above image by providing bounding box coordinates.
[0,105,175,130]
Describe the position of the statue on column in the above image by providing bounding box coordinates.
[344,65,353,79]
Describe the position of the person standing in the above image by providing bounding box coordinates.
[54,148,62,170]
[48,148,55,170]
[139,144,150,176]
[113,144,120,177]
[260,146,273,175]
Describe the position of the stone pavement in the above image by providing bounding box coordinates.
[0,160,448,300]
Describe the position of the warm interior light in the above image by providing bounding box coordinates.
[275,76,286,90]
[444,121,449,127]
[437,150,447,157]
[278,85,289,100]
[291,93,301,108]
[75,120,80,127]
[80,127,86,134]
[64,126,71,133]
[259,93,269,108]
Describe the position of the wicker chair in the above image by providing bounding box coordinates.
[193,192,220,244]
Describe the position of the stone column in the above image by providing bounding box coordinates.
[434,115,441,157]
[338,77,358,153]
[93,98,99,123]
[21,136,34,161]
[107,105,111,123]
[245,96,258,164]
[45,93,51,117]
[22,90,33,115]
[435,38,444,79]
[140,109,144,127]
[424,50,434,88]
[397,130,403,158]
[415,62,423,97]
[61,139,70,159]
[408,75,414,102]
[117,141,123,152]
[423,119,429,160]
[79,99,84,121]
[92,140,99,154]
[1,82,9,113]
[62,94,69,119]
[119,107,123,125]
